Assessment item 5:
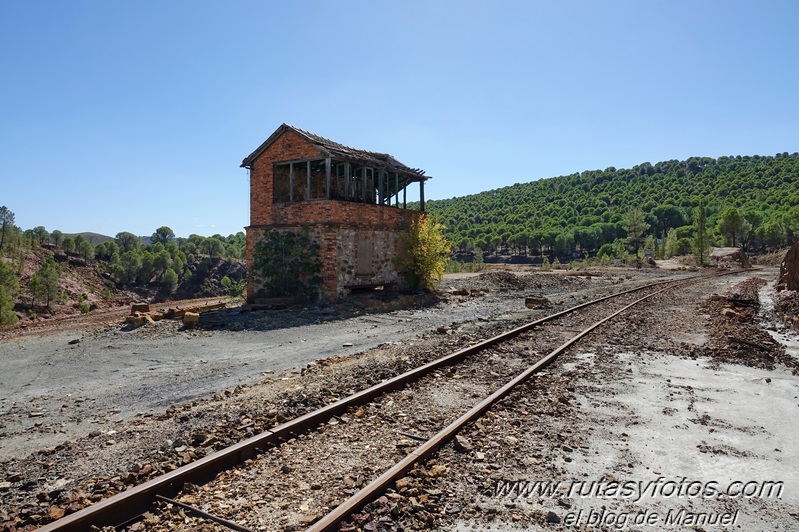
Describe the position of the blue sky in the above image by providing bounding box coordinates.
[1,1,797,238]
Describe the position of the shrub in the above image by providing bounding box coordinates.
[396,215,452,292]
[0,287,16,325]
[597,243,614,258]
[162,268,179,294]
[444,260,464,273]
[472,249,485,271]
[220,275,245,297]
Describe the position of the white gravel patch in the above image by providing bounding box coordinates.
[558,350,799,531]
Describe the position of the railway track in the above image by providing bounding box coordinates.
[38,271,741,531]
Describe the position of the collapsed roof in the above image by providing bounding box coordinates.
[240,124,430,184]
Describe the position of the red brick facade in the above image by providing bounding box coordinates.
[243,128,423,302]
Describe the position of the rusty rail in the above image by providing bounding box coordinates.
[309,284,675,531]
[38,272,736,531]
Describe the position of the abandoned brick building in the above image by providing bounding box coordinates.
[241,124,430,301]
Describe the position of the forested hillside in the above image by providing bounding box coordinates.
[0,211,246,326]
[424,153,799,258]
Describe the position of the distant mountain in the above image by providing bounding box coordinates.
[62,232,114,245]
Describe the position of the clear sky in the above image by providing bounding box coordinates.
[2,1,797,238]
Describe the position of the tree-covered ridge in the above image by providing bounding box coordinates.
[0,210,247,325]
[422,153,799,256]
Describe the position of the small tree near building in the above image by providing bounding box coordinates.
[396,215,452,292]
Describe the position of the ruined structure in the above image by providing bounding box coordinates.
[778,241,799,291]
[241,124,430,301]
[710,247,751,269]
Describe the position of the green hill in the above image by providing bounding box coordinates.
[422,153,799,257]
[62,232,114,245]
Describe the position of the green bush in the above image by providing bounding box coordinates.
[445,260,464,273]
[162,268,179,294]
[0,287,17,325]
[220,275,245,297]
[597,243,614,258]
[472,249,485,271]
[252,229,323,300]
[397,215,452,292]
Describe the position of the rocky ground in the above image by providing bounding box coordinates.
[1,266,797,530]
[343,268,799,531]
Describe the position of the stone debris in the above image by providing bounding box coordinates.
[778,240,799,291]
[525,295,552,309]
[182,312,200,328]
[710,247,751,269]
[454,435,473,453]
[131,303,150,314]
[124,302,225,329]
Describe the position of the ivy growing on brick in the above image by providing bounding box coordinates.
[251,229,323,300]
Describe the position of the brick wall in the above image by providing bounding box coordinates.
[249,130,321,226]
[335,228,404,296]
[245,129,422,302]
[271,200,416,230]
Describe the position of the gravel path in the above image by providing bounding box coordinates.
[7,268,793,531]
[0,271,633,462]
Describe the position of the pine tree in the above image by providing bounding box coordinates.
[0,258,19,325]
[30,255,61,307]
[692,200,711,265]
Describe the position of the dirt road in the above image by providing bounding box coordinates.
[0,271,626,461]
